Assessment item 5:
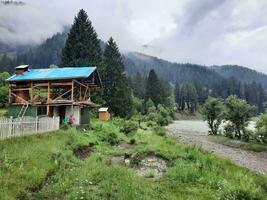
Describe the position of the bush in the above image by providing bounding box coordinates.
[147,121,156,127]
[242,129,254,142]
[129,138,136,145]
[104,132,119,146]
[153,126,166,136]
[256,112,267,144]
[156,115,171,126]
[224,123,235,139]
[120,121,138,135]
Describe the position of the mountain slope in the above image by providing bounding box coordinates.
[123,52,223,86]
[1,31,267,89]
[212,65,267,89]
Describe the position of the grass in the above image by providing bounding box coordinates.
[209,135,267,152]
[0,119,267,200]
[175,111,203,120]
[0,108,7,116]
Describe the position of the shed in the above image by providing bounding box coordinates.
[98,107,110,121]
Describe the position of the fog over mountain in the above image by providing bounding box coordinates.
[1,0,267,73]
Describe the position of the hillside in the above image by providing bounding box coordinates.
[1,31,267,88]
[123,52,224,86]
[212,65,267,89]
[123,52,267,88]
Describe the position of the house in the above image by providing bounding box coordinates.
[6,65,102,125]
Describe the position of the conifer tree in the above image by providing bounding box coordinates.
[145,69,162,106]
[61,9,102,70]
[103,37,133,117]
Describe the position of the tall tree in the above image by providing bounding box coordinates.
[145,69,162,106]
[61,9,102,70]
[201,97,223,135]
[132,72,146,99]
[103,37,133,117]
[224,95,254,139]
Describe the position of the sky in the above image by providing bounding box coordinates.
[1,0,267,73]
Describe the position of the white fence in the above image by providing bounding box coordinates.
[0,116,60,140]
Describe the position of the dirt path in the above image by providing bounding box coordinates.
[166,121,267,176]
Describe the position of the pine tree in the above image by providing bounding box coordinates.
[145,69,162,106]
[132,72,146,99]
[61,9,102,70]
[175,83,180,108]
[103,37,133,117]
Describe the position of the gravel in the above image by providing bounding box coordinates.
[166,120,267,176]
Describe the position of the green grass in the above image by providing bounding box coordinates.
[175,111,203,120]
[0,108,7,116]
[209,135,267,152]
[0,119,267,200]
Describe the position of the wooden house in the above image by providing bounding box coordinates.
[6,65,102,125]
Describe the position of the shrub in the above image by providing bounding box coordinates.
[104,132,119,146]
[242,129,254,142]
[201,97,223,135]
[224,123,235,139]
[153,126,166,136]
[129,138,136,145]
[156,115,170,126]
[120,121,138,135]
[256,112,267,144]
[147,121,156,127]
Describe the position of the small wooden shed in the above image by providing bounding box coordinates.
[98,107,110,121]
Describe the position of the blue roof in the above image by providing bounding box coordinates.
[6,67,97,81]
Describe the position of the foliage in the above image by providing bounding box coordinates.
[201,97,224,135]
[224,95,254,139]
[175,83,200,113]
[223,123,235,139]
[0,72,9,107]
[255,112,267,143]
[61,9,102,70]
[102,37,133,118]
[145,69,163,106]
[131,72,146,99]
[102,132,119,146]
[120,121,138,135]
[153,126,166,136]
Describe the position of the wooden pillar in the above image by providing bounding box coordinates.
[79,84,82,101]
[71,80,74,112]
[47,82,51,116]
[30,82,33,103]
[71,80,74,102]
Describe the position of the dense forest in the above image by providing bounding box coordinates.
[1,30,267,89]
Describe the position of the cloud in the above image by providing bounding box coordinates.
[1,0,267,73]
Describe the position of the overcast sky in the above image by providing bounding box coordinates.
[1,0,267,73]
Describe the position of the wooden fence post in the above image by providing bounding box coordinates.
[8,116,13,138]
[36,116,38,133]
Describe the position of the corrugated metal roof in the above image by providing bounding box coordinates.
[15,65,29,69]
[99,107,109,112]
[6,67,96,81]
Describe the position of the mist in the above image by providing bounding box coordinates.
[1,0,267,73]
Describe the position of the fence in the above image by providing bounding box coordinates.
[0,116,60,140]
